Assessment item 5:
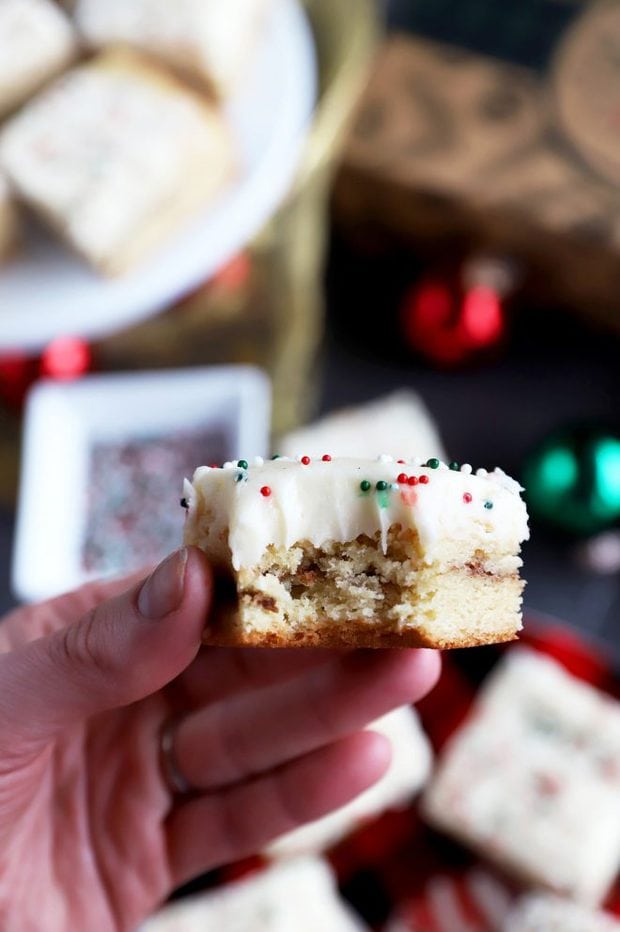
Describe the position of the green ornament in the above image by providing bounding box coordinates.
[360,479,371,492]
[376,480,388,491]
[237,459,248,469]
[426,458,440,469]
[523,425,620,536]
[449,461,460,471]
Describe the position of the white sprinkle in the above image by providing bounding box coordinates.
[378,453,393,463]
[253,456,264,466]
[461,463,473,475]
[223,461,234,469]
[476,467,488,477]
[391,483,399,491]
[438,461,449,471]
[412,456,423,466]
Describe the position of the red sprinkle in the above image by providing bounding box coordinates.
[397,472,408,484]
[301,456,311,465]
[407,475,418,486]
[260,486,272,497]
[397,459,406,464]
[209,463,219,468]
[463,492,472,503]
[419,475,429,485]
[321,454,332,462]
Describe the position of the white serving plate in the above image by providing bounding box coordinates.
[12,365,271,602]
[0,0,316,352]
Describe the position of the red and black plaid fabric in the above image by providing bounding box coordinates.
[208,618,620,930]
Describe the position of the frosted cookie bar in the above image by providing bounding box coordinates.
[423,650,620,904]
[504,894,620,932]
[140,858,368,932]
[0,50,234,275]
[0,0,76,118]
[183,455,529,648]
[75,0,273,97]
[266,706,432,858]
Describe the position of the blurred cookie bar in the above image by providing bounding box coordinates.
[0,49,234,275]
[140,858,368,932]
[0,0,75,118]
[424,650,620,904]
[504,893,620,931]
[280,391,447,463]
[75,0,273,97]
[266,706,432,857]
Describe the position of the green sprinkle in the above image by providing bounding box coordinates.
[237,459,248,469]
[360,480,371,492]
[376,480,388,491]
[235,472,244,483]
[271,454,281,459]
[484,501,493,509]
[449,461,460,471]
[426,458,440,469]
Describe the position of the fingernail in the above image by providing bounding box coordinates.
[138,548,188,620]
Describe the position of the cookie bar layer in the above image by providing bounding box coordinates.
[0,0,76,118]
[423,650,620,904]
[75,0,273,97]
[0,49,234,275]
[183,456,529,649]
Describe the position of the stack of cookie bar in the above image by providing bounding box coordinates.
[0,0,271,274]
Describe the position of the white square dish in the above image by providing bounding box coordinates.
[12,365,270,602]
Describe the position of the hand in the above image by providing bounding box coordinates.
[0,547,440,932]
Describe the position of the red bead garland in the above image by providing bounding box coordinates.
[419,475,429,485]
[407,476,418,486]
[397,472,408,484]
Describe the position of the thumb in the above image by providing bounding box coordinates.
[0,547,211,745]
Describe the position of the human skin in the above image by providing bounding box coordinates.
[0,547,440,931]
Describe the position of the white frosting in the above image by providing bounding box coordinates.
[0,57,224,266]
[0,0,75,115]
[76,0,272,93]
[184,456,529,571]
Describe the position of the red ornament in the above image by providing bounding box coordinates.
[301,455,311,465]
[321,454,332,462]
[400,273,507,367]
[397,473,408,484]
[419,475,429,485]
[463,492,473,503]
[260,486,272,497]
[41,336,91,381]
